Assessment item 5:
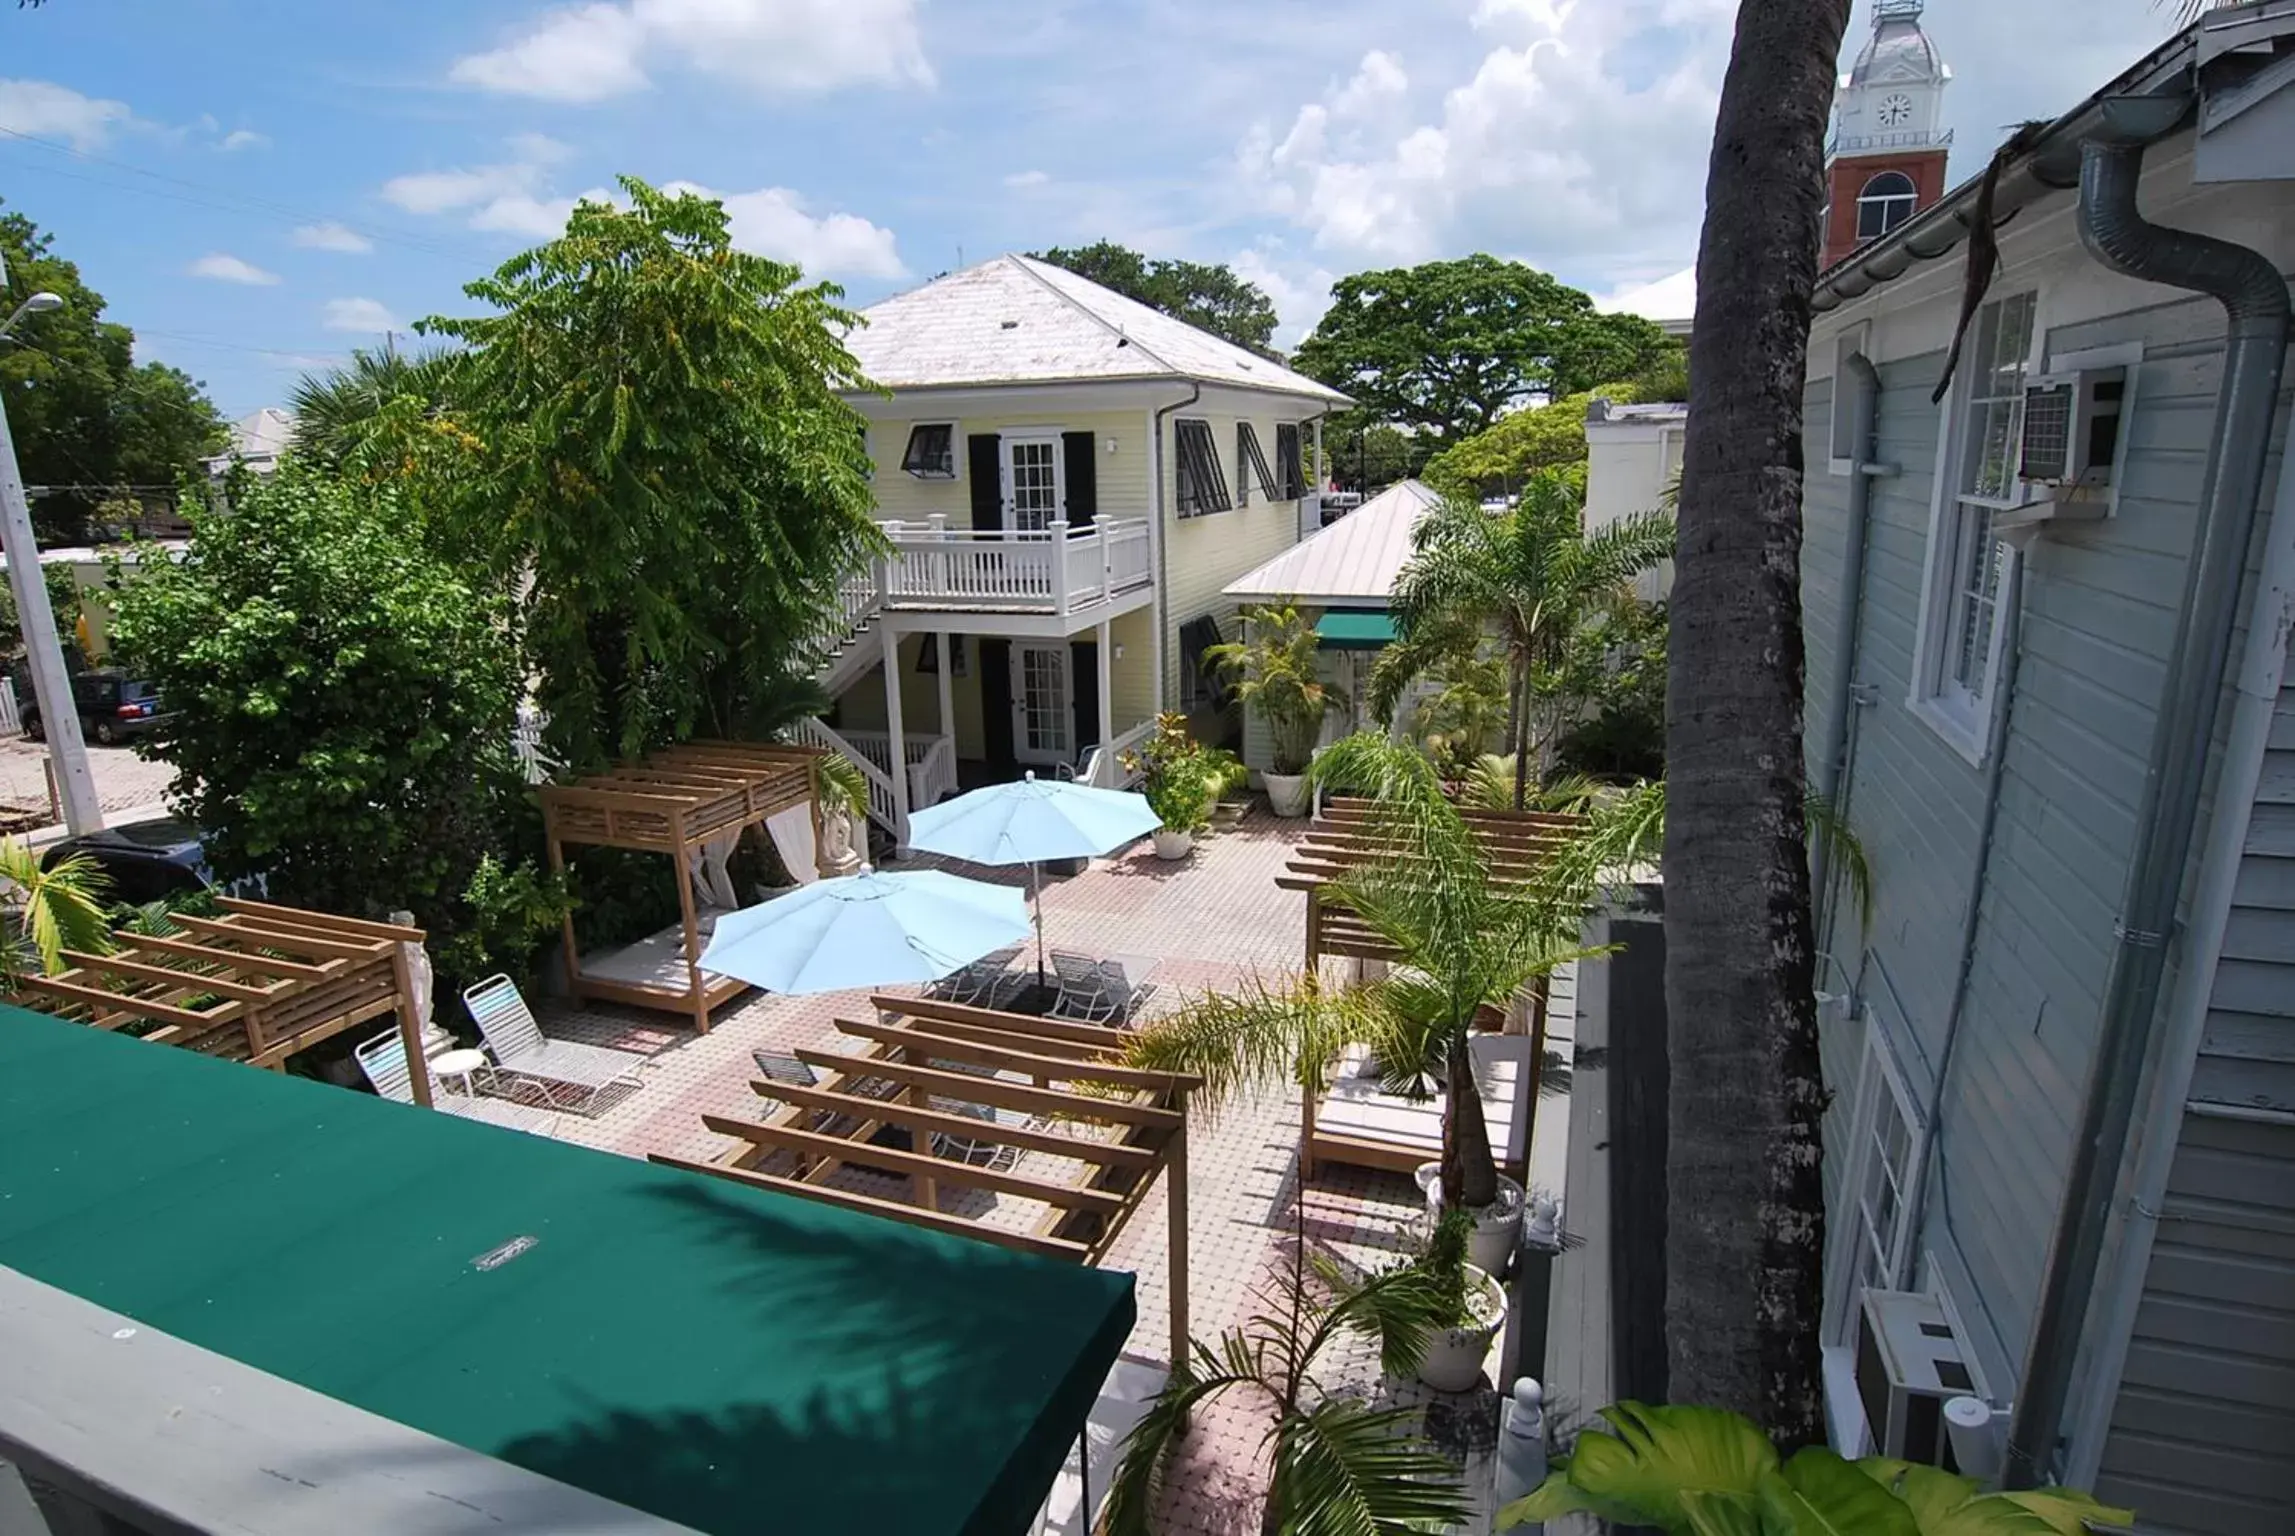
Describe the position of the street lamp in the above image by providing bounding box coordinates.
[0,278,103,835]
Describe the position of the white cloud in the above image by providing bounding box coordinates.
[380,138,593,239]
[219,128,267,151]
[323,297,400,333]
[188,252,281,286]
[451,0,931,102]
[1005,169,1051,189]
[1330,50,1407,120]
[292,221,374,254]
[469,192,586,238]
[0,79,134,150]
[1230,246,1338,350]
[666,181,905,279]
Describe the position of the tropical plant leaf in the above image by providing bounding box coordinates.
[1761,1448,1919,1536]
[1498,1468,1600,1527]
[1566,1403,1781,1530]
[1098,1346,1257,1536]
[0,838,114,980]
[1992,1488,2135,1533]
[1856,1460,1981,1530]
[1680,1487,1767,1536]
[1274,1399,1469,1536]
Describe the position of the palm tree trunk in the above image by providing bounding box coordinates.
[1441,1026,1499,1211]
[1662,0,1845,1450]
[1508,655,1532,810]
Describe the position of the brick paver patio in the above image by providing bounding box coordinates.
[520,804,1506,1533]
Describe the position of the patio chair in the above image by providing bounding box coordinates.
[936,944,1023,1008]
[352,1030,556,1137]
[462,974,648,1116]
[1050,950,1121,1025]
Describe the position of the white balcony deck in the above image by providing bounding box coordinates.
[862,517,1154,628]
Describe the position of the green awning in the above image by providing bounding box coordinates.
[0,1006,1133,1536]
[1315,609,1397,649]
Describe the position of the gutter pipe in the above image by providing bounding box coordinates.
[2002,107,2292,1489]
[1812,352,1885,949]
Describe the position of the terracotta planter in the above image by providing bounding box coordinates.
[1415,1162,1526,1277]
[1152,827,1196,861]
[1415,1264,1508,1393]
[1264,771,1312,817]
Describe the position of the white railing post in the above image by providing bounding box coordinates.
[1099,524,1115,603]
[875,519,899,606]
[1050,519,1071,615]
[925,515,947,601]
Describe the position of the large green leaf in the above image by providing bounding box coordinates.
[1760,1450,1918,1536]
[1679,1488,1766,1536]
[1498,1469,1598,1527]
[1274,1399,1469,1536]
[1854,1460,1977,1529]
[1992,1489,2134,1534]
[1561,1403,1781,1529]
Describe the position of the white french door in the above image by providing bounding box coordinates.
[1000,435,1065,533]
[1011,643,1071,766]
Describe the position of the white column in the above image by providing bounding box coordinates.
[881,623,908,848]
[1096,618,1114,784]
[0,386,100,833]
[1049,518,1071,615]
[935,628,955,749]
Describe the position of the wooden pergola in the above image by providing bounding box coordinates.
[539,740,825,1033]
[7,899,434,1102]
[1278,796,1583,1178]
[652,994,1198,1348]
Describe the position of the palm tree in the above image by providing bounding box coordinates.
[1207,602,1346,779]
[1371,473,1673,810]
[1127,733,1602,1212]
[288,346,454,469]
[0,837,113,984]
[1664,0,1851,1449]
[1104,1206,1468,1536]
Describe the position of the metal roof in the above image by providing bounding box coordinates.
[0,1004,1133,1536]
[844,255,1350,406]
[1222,479,1443,605]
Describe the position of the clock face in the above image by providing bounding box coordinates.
[1878,92,1914,127]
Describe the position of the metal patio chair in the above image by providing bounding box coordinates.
[463,974,648,1116]
[353,1030,557,1137]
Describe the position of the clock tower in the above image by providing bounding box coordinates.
[1823,0,1952,269]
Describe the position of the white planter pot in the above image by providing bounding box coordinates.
[1415,1265,1508,1393]
[1415,1163,1526,1277]
[1264,772,1312,817]
[1151,827,1196,861]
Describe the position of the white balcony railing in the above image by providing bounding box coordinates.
[874,517,1153,615]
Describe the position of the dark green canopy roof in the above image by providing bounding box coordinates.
[1315,609,1398,649]
[0,1005,1132,1535]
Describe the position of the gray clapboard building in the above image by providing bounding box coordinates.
[1799,5,2295,1531]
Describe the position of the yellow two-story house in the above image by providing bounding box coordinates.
[804,254,1350,842]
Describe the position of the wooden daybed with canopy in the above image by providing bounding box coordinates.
[539,740,826,1033]
[5,898,436,1102]
[1279,796,1583,1180]
[655,993,1198,1350]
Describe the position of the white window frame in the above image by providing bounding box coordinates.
[1855,170,1918,242]
[1825,321,1873,477]
[999,431,1067,533]
[1908,286,2042,765]
[1822,1013,1927,1353]
[898,420,960,481]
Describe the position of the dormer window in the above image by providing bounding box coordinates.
[900,422,957,479]
[1856,171,1918,241]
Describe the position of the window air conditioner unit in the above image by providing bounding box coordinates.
[1998,366,2127,535]
[1854,1289,1989,1467]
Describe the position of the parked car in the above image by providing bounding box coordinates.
[17,668,164,747]
[41,817,219,906]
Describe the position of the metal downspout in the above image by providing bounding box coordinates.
[2003,121,2292,1489]
[1813,352,1883,963]
[1150,383,1202,710]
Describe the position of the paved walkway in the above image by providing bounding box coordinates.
[0,738,176,827]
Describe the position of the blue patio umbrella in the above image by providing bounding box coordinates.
[905,772,1160,983]
[697,869,1030,995]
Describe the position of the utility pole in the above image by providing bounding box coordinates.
[0,266,102,835]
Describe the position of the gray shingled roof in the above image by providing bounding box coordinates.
[1223,479,1444,605]
[844,254,1350,405]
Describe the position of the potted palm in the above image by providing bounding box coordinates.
[1395,1207,1508,1392]
[1127,733,1606,1281]
[1207,601,1341,817]
[1124,713,1219,861]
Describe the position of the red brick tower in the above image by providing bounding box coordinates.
[1823,0,1952,270]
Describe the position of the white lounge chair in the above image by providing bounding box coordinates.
[1050,952,1155,1025]
[462,974,648,1116]
[353,1030,556,1137]
[936,944,1023,1009]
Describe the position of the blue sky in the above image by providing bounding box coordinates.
[5,0,2177,418]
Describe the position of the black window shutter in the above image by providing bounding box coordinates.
[968,434,1003,531]
[1061,431,1097,527]
[1070,640,1101,751]
[979,638,1013,765]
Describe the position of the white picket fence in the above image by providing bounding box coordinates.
[0,677,20,738]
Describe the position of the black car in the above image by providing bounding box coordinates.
[18,667,164,747]
[42,817,218,906]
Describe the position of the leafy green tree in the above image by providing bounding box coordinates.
[1371,475,1674,808]
[1,200,226,544]
[288,346,456,471]
[1295,256,1672,449]
[1029,240,1280,355]
[1422,388,1613,500]
[106,467,532,971]
[419,177,883,767]
[1323,418,1418,492]
[1503,1401,2129,1535]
